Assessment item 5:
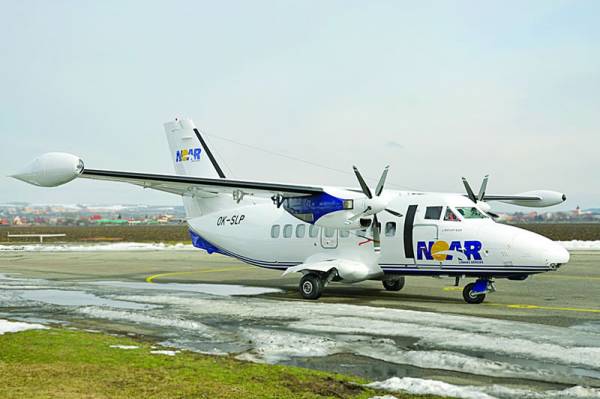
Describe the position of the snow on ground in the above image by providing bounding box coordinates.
[559,241,600,250]
[0,243,194,252]
[109,293,600,385]
[150,350,180,356]
[0,319,47,334]
[1,240,600,251]
[367,377,600,399]
[109,345,139,350]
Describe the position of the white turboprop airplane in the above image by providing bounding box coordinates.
[11,118,570,303]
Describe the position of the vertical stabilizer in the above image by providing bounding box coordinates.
[164,118,229,218]
[164,118,226,178]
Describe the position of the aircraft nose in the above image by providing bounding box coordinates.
[510,229,570,268]
[547,241,570,266]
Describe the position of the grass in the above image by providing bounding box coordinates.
[2,223,600,244]
[0,328,445,399]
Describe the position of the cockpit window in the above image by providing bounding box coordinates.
[424,206,443,220]
[444,207,460,222]
[455,207,488,219]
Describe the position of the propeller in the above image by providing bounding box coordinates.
[349,166,403,252]
[461,175,499,218]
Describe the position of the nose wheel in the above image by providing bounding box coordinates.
[462,279,494,304]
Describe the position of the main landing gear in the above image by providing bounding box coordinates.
[462,279,495,304]
[382,276,405,291]
[299,273,324,300]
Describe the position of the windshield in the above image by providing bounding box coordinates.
[455,207,488,219]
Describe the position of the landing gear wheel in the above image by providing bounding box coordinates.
[462,282,486,304]
[382,277,405,291]
[299,273,323,300]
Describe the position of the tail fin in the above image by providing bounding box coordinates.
[164,118,226,178]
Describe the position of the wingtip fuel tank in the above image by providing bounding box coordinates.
[10,152,84,187]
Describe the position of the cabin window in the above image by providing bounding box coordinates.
[324,227,335,238]
[339,229,350,238]
[444,207,460,222]
[309,225,319,238]
[283,224,293,238]
[425,206,443,220]
[385,222,396,237]
[296,224,306,238]
[456,207,488,219]
[271,224,280,238]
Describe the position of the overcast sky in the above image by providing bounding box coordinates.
[1,1,598,210]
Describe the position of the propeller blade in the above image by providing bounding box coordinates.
[478,175,489,201]
[353,166,372,199]
[375,165,390,197]
[487,211,500,218]
[345,207,370,224]
[462,177,477,203]
[372,213,381,252]
[385,208,403,217]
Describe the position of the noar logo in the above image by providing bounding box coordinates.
[176,148,202,163]
[417,240,482,261]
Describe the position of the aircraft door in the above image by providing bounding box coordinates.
[413,224,440,266]
[320,227,338,249]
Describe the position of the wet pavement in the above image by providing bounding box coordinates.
[0,249,599,398]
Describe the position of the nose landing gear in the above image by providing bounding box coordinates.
[462,279,495,304]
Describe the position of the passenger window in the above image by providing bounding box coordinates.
[324,227,335,238]
[425,206,443,220]
[283,224,293,238]
[385,222,396,237]
[296,224,306,238]
[339,229,350,238]
[444,207,460,222]
[271,225,280,238]
[309,225,319,238]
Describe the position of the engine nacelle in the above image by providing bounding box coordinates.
[501,190,566,208]
[11,152,84,187]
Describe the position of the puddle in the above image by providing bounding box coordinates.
[90,281,282,296]
[18,289,158,310]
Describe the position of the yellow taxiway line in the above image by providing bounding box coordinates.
[146,266,248,283]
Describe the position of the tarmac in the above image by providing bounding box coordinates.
[0,249,598,327]
[1,248,600,396]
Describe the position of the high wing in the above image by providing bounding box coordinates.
[482,194,541,201]
[80,168,324,198]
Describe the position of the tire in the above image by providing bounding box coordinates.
[382,277,405,291]
[299,273,323,300]
[462,282,486,304]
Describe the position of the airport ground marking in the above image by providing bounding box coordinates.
[485,303,600,314]
[442,286,463,291]
[146,266,248,283]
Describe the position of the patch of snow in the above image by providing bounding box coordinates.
[368,377,600,399]
[558,241,600,250]
[0,243,194,252]
[0,319,47,334]
[369,396,398,399]
[150,350,180,356]
[77,307,216,337]
[367,377,495,399]
[110,345,139,350]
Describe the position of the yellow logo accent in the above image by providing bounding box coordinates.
[431,240,450,261]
